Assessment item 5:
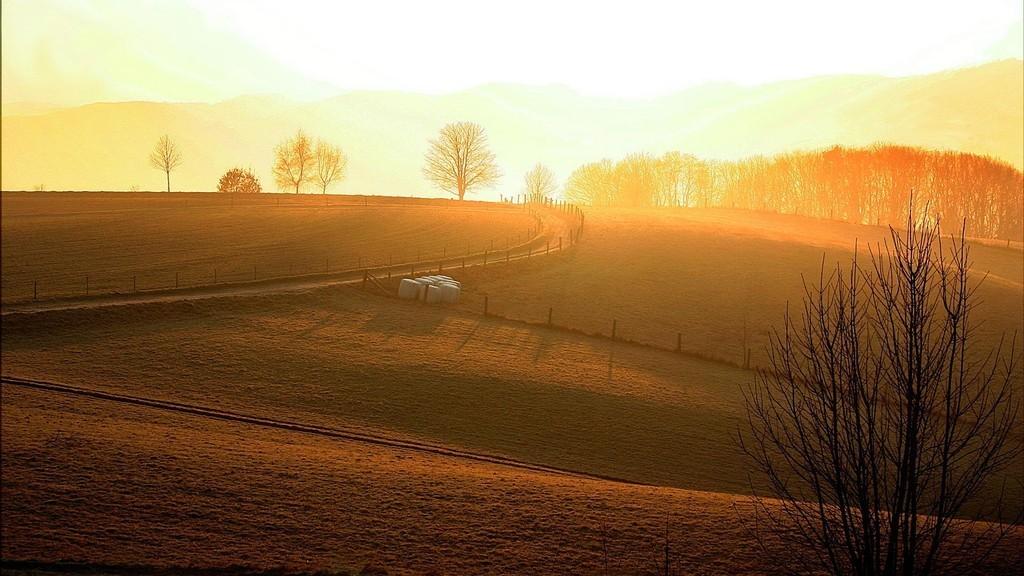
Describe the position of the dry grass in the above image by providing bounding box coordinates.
[0,285,753,495]
[453,207,1024,368]
[5,385,1020,575]
[2,201,1021,574]
[0,383,769,575]
[0,192,537,301]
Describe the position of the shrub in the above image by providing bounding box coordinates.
[218,167,262,194]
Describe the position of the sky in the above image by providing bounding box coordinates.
[2,0,1022,105]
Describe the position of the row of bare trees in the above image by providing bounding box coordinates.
[273,130,348,194]
[564,146,1024,239]
[147,132,347,195]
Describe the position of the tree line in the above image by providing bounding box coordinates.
[147,130,349,196]
[147,131,1020,239]
[564,145,1023,239]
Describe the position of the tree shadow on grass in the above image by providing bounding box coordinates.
[357,306,446,337]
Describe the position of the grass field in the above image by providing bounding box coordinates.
[4,384,1021,576]
[4,206,1019,498]
[453,207,1024,368]
[0,192,540,302]
[1,200,1021,574]
[0,383,765,576]
[1,285,755,495]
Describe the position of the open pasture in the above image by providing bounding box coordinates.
[0,192,539,302]
[0,285,754,496]
[5,384,1021,576]
[453,207,1024,368]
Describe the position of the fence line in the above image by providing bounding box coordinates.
[2,198,584,305]
[364,267,754,372]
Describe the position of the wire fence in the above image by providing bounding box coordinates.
[359,203,758,372]
[1,197,584,305]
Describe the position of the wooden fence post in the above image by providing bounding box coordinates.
[33,280,37,301]
[546,241,550,255]
[484,295,489,316]
[612,319,617,340]
[133,275,137,293]
[362,270,368,289]
[85,275,89,296]
[506,250,510,263]
[548,307,553,326]
[462,257,466,269]
[484,251,488,267]
[254,265,257,281]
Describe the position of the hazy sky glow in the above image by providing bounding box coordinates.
[2,0,1022,104]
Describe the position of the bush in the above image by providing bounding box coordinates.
[218,167,262,194]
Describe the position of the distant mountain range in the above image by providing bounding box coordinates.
[2,60,1021,198]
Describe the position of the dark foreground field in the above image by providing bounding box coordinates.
[1,383,774,575]
[3,384,1021,576]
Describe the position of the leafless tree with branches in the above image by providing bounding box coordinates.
[149,134,182,193]
[315,140,347,194]
[740,206,1022,575]
[423,121,500,200]
[524,163,557,202]
[273,129,315,194]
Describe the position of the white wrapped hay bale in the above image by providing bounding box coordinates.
[439,282,461,303]
[398,278,420,300]
[425,284,443,304]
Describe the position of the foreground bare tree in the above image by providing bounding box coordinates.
[524,163,557,202]
[741,209,1021,576]
[423,121,500,200]
[273,130,315,193]
[149,134,182,193]
[315,140,348,194]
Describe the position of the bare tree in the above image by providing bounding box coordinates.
[565,159,617,207]
[273,130,315,194]
[740,208,1022,575]
[314,140,348,194]
[524,163,557,203]
[423,122,500,200]
[149,134,183,193]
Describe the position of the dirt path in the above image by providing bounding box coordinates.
[1,204,582,315]
[0,375,640,487]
